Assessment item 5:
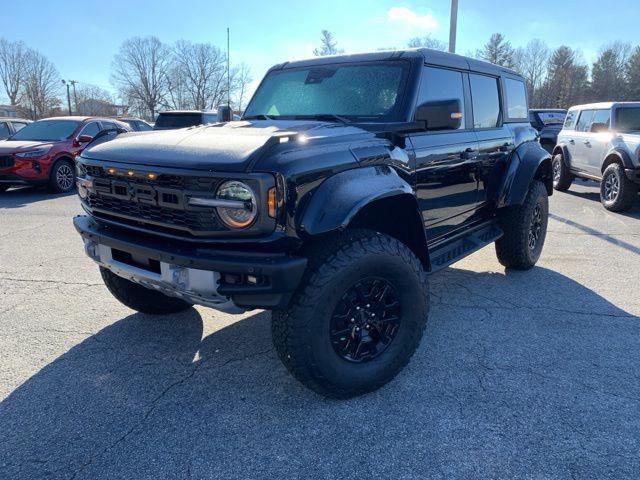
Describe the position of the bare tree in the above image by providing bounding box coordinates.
[407,36,447,51]
[0,38,28,105]
[232,63,252,112]
[172,40,227,110]
[512,39,550,107]
[313,30,343,57]
[111,37,171,119]
[74,84,115,116]
[22,49,60,119]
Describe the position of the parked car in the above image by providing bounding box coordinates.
[553,102,640,211]
[529,109,566,153]
[116,117,153,132]
[74,49,551,398]
[153,110,219,130]
[0,116,130,193]
[0,117,31,140]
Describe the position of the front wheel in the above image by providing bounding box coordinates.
[495,180,549,270]
[552,153,572,191]
[600,163,638,212]
[48,160,76,193]
[100,267,193,314]
[272,230,429,398]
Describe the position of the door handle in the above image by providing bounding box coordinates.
[461,148,479,160]
[568,139,575,144]
[583,140,591,146]
[498,142,514,152]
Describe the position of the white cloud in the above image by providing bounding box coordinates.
[387,7,438,31]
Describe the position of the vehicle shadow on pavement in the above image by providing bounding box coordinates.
[1,267,639,479]
[0,186,75,209]
[559,188,640,220]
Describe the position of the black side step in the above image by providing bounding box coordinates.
[428,221,503,273]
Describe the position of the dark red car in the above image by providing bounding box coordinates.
[0,116,130,193]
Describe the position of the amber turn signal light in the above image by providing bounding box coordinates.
[267,187,276,218]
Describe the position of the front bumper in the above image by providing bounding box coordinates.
[74,215,307,312]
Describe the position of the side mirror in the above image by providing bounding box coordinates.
[590,122,608,133]
[217,105,233,123]
[77,134,93,144]
[415,99,463,131]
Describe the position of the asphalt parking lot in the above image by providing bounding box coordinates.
[1,181,639,479]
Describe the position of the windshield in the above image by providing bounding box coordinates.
[615,108,640,133]
[244,61,409,121]
[154,113,202,129]
[537,111,566,125]
[10,120,80,141]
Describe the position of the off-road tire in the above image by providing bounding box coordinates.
[100,267,193,314]
[495,180,549,270]
[271,230,429,399]
[48,159,76,193]
[600,163,637,212]
[552,153,572,191]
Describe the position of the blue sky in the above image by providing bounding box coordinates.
[2,0,639,102]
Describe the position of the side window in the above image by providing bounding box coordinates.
[591,109,611,129]
[12,122,28,132]
[417,66,466,130]
[469,74,500,129]
[564,110,577,130]
[101,121,119,131]
[80,122,101,138]
[575,110,594,132]
[136,121,152,131]
[0,122,10,139]
[504,78,528,120]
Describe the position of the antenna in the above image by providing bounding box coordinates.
[227,27,231,108]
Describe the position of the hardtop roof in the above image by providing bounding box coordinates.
[271,48,521,78]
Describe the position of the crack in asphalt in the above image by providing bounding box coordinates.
[67,347,274,480]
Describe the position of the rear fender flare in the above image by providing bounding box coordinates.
[497,141,552,208]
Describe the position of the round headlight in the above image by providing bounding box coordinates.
[215,180,257,228]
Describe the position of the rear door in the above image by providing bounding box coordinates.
[409,65,480,240]
[570,109,594,171]
[584,109,611,175]
[471,73,514,210]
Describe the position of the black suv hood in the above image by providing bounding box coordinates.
[81,120,375,172]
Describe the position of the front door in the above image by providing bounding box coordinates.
[409,65,479,240]
[569,109,594,172]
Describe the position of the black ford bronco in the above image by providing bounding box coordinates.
[74,49,552,398]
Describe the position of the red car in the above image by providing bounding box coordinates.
[0,116,130,193]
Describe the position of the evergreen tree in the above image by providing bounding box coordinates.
[476,33,515,68]
[539,46,589,108]
[591,47,628,102]
[313,30,343,57]
[625,47,640,100]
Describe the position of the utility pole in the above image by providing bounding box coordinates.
[69,80,78,114]
[227,27,231,108]
[62,80,72,115]
[449,0,458,53]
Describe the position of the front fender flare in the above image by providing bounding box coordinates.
[497,141,552,208]
[299,165,414,236]
[603,147,634,170]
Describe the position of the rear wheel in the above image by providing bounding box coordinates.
[100,267,193,314]
[600,163,637,212]
[49,160,76,193]
[272,230,429,398]
[495,180,549,270]
[552,153,572,191]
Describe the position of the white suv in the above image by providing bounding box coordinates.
[553,102,640,211]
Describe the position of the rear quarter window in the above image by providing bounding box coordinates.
[504,78,528,120]
[563,110,577,130]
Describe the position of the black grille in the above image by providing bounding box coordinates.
[0,155,14,169]
[86,194,225,235]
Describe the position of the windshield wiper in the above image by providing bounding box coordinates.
[243,114,273,120]
[293,114,352,124]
